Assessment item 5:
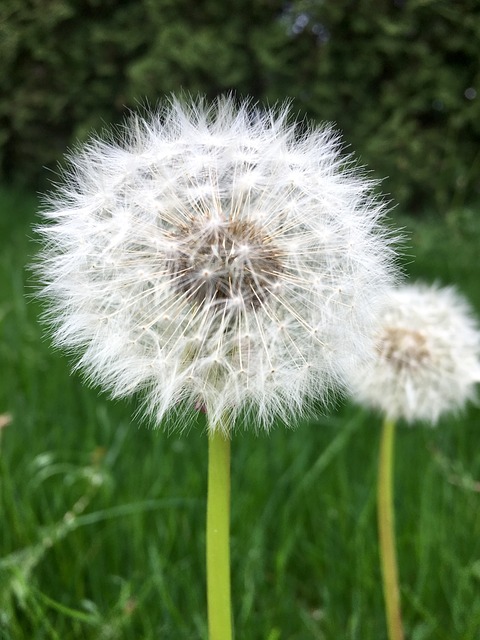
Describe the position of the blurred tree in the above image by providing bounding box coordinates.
[274,0,480,210]
[1,0,479,210]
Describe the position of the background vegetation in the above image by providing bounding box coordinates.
[1,1,480,638]
[1,189,480,639]
[1,0,480,209]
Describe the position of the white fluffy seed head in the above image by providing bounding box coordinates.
[35,95,398,433]
[349,283,480,424]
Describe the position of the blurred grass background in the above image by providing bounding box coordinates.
[1,192,480,639]
[1,0,480,638]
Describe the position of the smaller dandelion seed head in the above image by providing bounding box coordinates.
[349,282,480,424]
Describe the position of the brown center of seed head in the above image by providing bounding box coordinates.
[169,217,283,309]
[377,326,430,371]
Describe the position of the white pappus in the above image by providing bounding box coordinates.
[349,282,480,424]
[35,96,398,432]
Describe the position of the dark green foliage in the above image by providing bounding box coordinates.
[280,0,480,211]
[1,0,480,209]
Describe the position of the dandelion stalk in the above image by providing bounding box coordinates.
[206,423,232,640]
[377,417,404,640]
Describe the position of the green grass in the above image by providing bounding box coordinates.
[1,186,480,639]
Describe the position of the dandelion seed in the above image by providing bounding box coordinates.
[35,95,398,432]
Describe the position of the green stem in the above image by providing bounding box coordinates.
[207,424,232,640]
[377,417,404,640]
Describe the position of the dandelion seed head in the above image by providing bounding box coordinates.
[350,283,480,424]
[35,96,398,432]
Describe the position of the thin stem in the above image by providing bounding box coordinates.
[206,423,232,640]
[377,417,404,640]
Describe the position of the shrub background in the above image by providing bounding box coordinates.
[1,0,479,210]
[2,3,480,638]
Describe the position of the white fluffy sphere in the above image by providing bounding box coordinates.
[36,96,398,431]
[350,283,480,423]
